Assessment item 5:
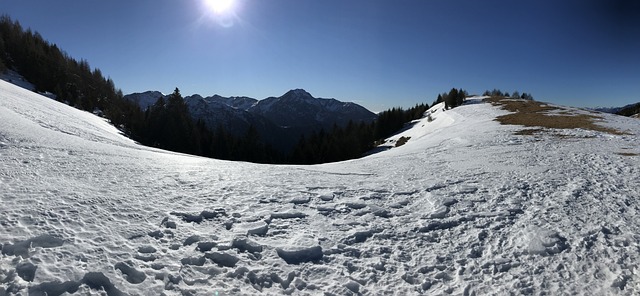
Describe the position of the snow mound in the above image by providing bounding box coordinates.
[276,235,323,264]
[1,81,640,295]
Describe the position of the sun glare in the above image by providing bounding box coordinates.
[205,0,235,14]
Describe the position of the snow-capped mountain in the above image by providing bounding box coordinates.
[125,92,266,137]
[126,89,376,130]
[184,94,259,112]
[123,90,164,110]
[592,106,623,114]
[125,89,377,151]
[592,102,640,116]
[207,95,258,111]
[183,94,283,143]
[248,89,377,130]
[2,80,640,295]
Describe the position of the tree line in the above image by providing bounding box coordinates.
[289,103,429,164]
[136,88,284,163]
[0,15,439,164]
[483,89,534,100]
[432,88,468,109]
[0,15,144,135]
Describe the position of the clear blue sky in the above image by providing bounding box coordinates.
[2,0,639,111]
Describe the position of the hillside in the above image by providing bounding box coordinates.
[617,103,640,118]
[1,80,639,295]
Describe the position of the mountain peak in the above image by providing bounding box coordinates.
[282,89,313,100]
[123,91,165,110]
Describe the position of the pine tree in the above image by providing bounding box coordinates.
[445,88,458,109]
[455,89,465,107]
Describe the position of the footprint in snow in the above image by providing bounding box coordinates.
[1,234,64,257]
[16,262,37,282]
[345,202,367,210]
[290,196,311,204]
[455,185,479,195]
[517,227,570,256]
[206,252,240,268]
[318,194,334,201]
[114,261,146,284]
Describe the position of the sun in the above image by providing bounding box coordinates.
[204,0,235,14]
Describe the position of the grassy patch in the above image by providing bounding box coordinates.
[484,97,626,135]
[395,136,411,147]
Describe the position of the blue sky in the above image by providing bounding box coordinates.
[2,0,639,111]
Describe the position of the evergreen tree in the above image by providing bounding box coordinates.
[455,89,465,107]
[521,92,533,100]
[433,94,443,107]
[445,88,458,109]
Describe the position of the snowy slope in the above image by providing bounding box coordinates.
[1,80,640,295]
[0,70,36,92]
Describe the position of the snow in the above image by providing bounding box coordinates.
[124,91,165,110]
[1,80,640,295]
[0,70,35,92]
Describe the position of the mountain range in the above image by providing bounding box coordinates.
[591,102,640,117]
[124,89,377,151]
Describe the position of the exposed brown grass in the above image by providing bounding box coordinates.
[395,136,411,147]
[484,97,627,135]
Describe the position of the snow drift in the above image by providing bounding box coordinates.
[1,80,639,295]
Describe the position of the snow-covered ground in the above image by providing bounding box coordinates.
[1,80,639,295]
[0,70,35,92]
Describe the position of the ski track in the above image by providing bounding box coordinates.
[1,80,639,295]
